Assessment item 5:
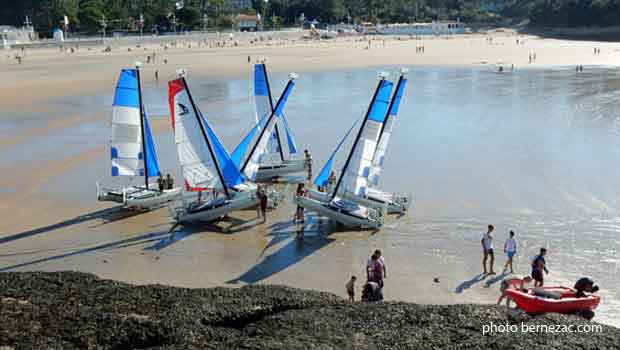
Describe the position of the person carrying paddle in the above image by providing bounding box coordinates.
[531,248,549,287]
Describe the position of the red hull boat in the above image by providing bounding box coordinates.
[505,286,600,314]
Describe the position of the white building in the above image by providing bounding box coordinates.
[1,25,36,49]
[236,14,260,32]
[374,21,466,36]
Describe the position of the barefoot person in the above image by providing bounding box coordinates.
[345,276,357,302]
[531,248,548,287]
[497,276,532,306]
[481,225,496,275]
[503,230,517,274]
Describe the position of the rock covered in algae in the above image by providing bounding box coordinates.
[0,272,618,349]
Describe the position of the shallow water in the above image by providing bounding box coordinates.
[1,66,620,326]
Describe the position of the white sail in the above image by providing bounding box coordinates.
[242,78,296,181]
[369,75,408,186]
[338,79,393,197]
[169,78,221,191]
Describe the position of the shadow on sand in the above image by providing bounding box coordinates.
[0,231,171,272]
[0,206,147,246]
[484,271,510,288]
[143,215,262,251]
[455,273,488,294]
[226,213,375,285]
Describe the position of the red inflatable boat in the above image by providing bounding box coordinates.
[505,286,600,314]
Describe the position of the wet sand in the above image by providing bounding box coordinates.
[2,30,620,327]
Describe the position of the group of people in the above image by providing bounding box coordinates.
[156,174,174,192]
[481,224,549,287]
[345,250,387,303]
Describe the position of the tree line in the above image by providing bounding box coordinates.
[2,1,620,37]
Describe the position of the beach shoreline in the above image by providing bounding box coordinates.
[1,30,620,328]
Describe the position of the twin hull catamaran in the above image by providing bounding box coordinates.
[97,65,181,209]
[231,63,307,182]
[168,73,294,223]
[309,71,411,215]
[294,75,395,228]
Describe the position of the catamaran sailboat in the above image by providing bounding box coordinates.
[308,70,411,214]
[167,71,294,223]
[294,74,394,228]
[96,64,182,209]
[231,63,307,182]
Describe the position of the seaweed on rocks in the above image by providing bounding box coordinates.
[0,272,618,350]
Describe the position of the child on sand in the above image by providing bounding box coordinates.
[346,276,357,302]
[497,276,533,306]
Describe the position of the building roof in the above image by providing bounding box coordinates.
[237,14,259,21]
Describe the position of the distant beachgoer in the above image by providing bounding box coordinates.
[248,55,251,63]
[304,149,313,179]
[346,276,357,302]
[366,253,384,287]
[497,276,532,306]
[531,248,548,287]
[503,230,517,274]
[482,224,496,275]
[259,189,268,222]
[157,175,165,192]
[152,52,156,63]
[155,70,159,81]
[529,54,532,64]
[533,53,536,61]
[361,281,383,302]
[367,249,386,282]
[165,174,174,189]
[256,186,263,218]
[327,171,337,192]
[294,183,306,223]
[164,58,168,64]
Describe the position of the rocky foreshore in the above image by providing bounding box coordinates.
[0,272,617,349]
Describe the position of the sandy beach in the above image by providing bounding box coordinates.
[2,29,620,327]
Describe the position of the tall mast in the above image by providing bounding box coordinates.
[135,62,149,189]
[331,75,387,201]
[376,69,407,148]
[262,63,286,161]
[242,76,295,173]
[180,74,231,199]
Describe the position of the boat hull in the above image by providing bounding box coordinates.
[294,195,383,229]
[171,191,258,224]
[306,188,410,215]
[96,183,182,210]
[254,159,307,182]
[506,287,600,315]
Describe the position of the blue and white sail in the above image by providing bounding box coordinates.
[233,64,298,167]
[314,117,361,188]
[242,77,296,180]
[169,77,243,194]
[337,78,393,197]
[111,68,160,179]
[368,74,408,186]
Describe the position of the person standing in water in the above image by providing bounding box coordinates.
[531,248,549,287]
[503,230,517,274]
[481,224,496,275]
[304,149,313,180]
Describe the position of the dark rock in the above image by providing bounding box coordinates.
[0,272,618,349]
